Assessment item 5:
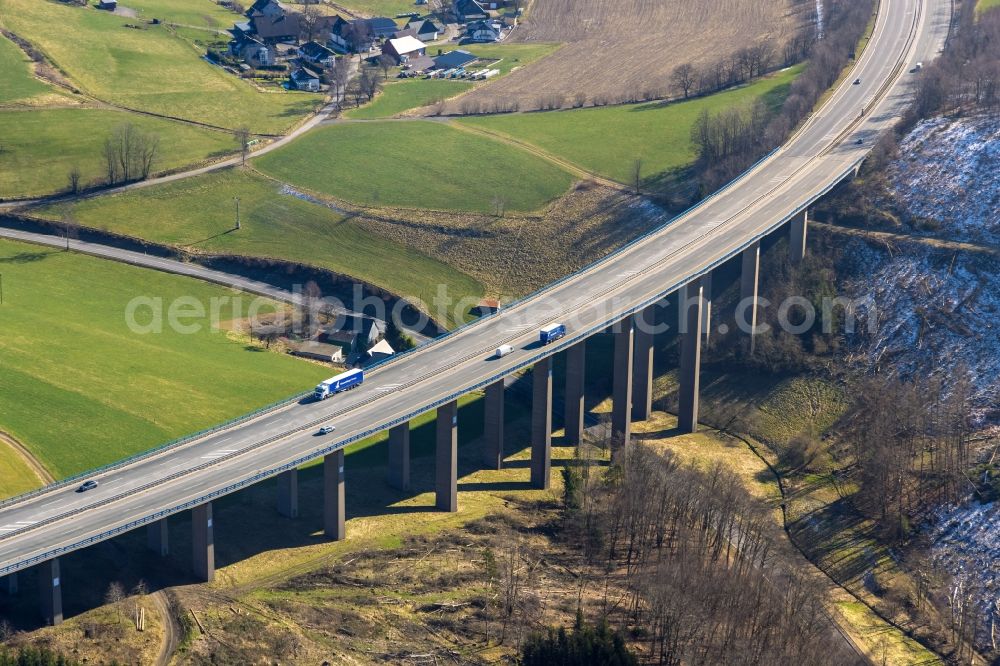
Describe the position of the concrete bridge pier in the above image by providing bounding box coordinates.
[531,357,553,489]
[611,314,635,451]
[632,306,655,421]
[678,277,707,434]
[564,340,586,446]
[39,558,62,626]
[5,572,18,596]
[147,517,169,557]
[388,422,411,491]
[789,210,808,265]
[740,240,761,353]
[435,401,458,512]
[192,503,214,582]
[324,450,346,540]
[483,380,504,470]
[701,272,713,344]
[276,469,299,519]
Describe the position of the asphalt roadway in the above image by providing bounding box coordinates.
[0,0,951,577]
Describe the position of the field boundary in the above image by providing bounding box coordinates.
[0,430,53,486]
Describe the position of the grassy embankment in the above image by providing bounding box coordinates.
[345,44,561,120]
[0,237,329,483]
[35,169,485,323]
[457,64,803,185]
[254,120,575,212]
[0,0,319,132]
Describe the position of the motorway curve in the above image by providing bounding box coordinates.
[0,0,951,576]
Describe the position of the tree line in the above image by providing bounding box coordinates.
[690,0,875,195]
[908,4,1000,122]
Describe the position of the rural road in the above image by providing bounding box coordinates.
[0,0,950,608]
[0,226,431,344]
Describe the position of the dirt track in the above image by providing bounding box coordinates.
[442,0,807,113]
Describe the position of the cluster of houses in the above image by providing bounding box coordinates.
[223,0,516,92]
[268,314,396,367]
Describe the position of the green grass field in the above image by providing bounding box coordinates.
[0,108,236,198]
[111,0,238,29]
[0,237,330,480]
[458,65,803,184]
[346,79,473,119]
[0,0,319,133]
[37,169,484,321]
[255,120,574,212]
[0,443,42,499]
[0,33,51,104]
[978,0,1000,12]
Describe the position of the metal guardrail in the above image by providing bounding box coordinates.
[0,157,868,579]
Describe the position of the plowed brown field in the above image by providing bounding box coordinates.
[441,0,807,113]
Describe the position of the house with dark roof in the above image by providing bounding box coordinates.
[454,0,488,22]
[432,49,478,70]
[234,37,277,67]
[289,67,320,91]
[363,17,401,40]
[405,18,442,42]
[97,0,118,10]
[252,13,301,43]
[298,40,336,66]
[246,0,286,19]
[465,19,502,43]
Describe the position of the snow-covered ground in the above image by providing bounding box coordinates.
[847,244,1000,422]
[858,114,1000,650]
[886,115,1000,245]
[928,500,1000,650]
[846,114,1000,422]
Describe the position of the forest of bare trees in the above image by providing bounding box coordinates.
[559,444,863,665]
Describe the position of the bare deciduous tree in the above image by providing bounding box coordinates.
[234,126,252,165]
[671,63,696,99]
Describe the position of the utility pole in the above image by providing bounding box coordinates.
[234,197,241,230]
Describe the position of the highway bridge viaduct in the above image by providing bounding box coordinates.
[4,211,808,626]
[0,0,950,625]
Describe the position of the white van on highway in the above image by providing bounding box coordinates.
[495,344,513,358]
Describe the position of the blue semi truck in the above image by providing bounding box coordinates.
[314,368,364,400]
[539,323,566,345]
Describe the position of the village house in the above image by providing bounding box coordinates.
[405,18,443,42]
[97,0,118,10]
[245,0,286,19]
[289,67,320,91]
[298,40,336,66]
[382,35,427,64]
[465,19,503,42]
[454,0,489,22]
[252,13,301,43]
[235,37,277,66]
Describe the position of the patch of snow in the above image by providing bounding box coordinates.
[886,115,1000,245]
[927,499,1000,650]
[848,244,1000,422]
